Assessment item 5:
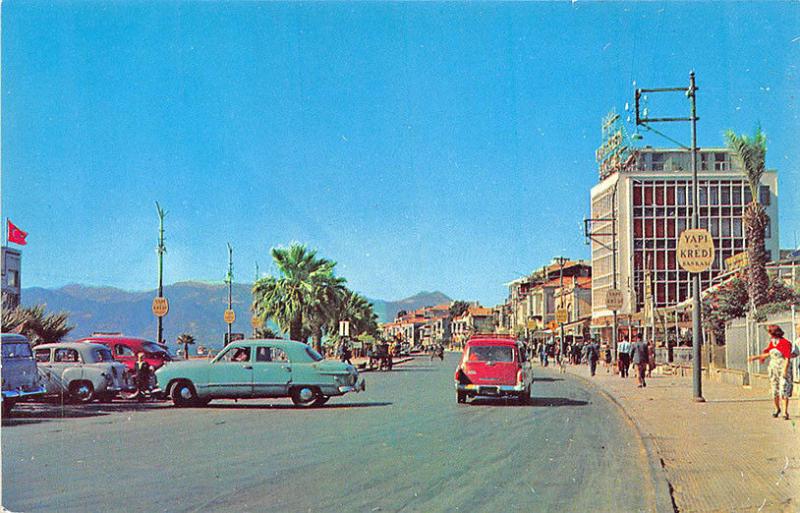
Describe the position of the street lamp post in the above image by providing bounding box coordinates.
[554,256,569,358]
[226,243,233,345]
[634,71,705,401]
[155,202,167,344]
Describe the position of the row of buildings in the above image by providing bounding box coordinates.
[381,127,787,350]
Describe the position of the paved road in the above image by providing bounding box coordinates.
[2,354,654,513]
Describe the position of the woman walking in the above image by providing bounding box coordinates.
[748,325,794,420]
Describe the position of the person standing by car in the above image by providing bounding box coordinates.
[135,353,152,401]
[631,334,649,388]
[748,325,795,420]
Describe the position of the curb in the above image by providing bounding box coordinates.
[567,369,676,513]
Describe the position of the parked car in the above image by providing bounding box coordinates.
[74,333,173,372]
[454,334,532,404]
[34,342,133,403]
[154,339,365,407]
[2,333,47,415]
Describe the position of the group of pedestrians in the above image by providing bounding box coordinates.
[615,334,656,387]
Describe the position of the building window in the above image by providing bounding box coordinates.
[759,185,770,206]
[651,153,664,171]
[8,270,19,288]
[765,218,771,239]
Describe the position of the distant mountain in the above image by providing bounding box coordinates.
[20,283,451,347]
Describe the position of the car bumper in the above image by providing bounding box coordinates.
[338,377,366,394]
[2,385,47,401]
[456,383,526,396]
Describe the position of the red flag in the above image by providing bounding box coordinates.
[7,220,27,245]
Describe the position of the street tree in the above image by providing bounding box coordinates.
[252,243,341,343]
[725,127,770,307]
[1,302,74,345]
[176,333,195,359]
[449,300,471,318]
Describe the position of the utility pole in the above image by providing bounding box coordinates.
[155,202,167,344]
[554,256,569,359]
[634,71,705,401]
[226,243,233,345]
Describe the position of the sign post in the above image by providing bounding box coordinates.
[152,297,169,318]
[605,289,624,311]
[677,229,715,273]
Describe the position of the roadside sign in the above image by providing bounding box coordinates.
[547,321,559,331]
[677,228,715,273]
[339,320,350,337]
[526,319,536,329]
[605,289,624,311]
[152,297,169,317]
[250,315,263,329]
[224,309,236,324]
[725,251,749,271]
[555,309,568,324]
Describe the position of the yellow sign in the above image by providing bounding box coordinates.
[555,309,568,324]
[725,251,749,271]
[151,297,169,317]
[547,321,559,331]
[605,289,624,311]
[224,309,236,324]
[250,315,263,329]
[526,319,536,329]
[677,229,715,273]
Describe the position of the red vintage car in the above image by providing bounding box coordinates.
[75,333,173,373]
[454,335,533,404]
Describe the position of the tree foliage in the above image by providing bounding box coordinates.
[1,301,74,346]
[725,127,770,307]
[449,300,471,318]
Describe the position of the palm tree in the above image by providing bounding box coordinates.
[176,333,195,359]
[725,127,770,307]
[1,303,74,345]
[305,276,347,352]
[252,243,341,343]
[253,326,279,339]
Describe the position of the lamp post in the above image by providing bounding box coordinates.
[225,243,233,345]
[554,256,569,358]
[155,202,167,344]
[634,71,705,401]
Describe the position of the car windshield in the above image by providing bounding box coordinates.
[467,345,514,363]
[2,342,32,359]
[93,348,115,362]
[141,342,166,354]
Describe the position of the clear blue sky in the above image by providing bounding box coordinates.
[3,2,799,306]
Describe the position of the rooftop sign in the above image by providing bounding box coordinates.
[596,110,638,180]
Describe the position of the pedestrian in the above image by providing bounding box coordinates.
[748,325,795,420]
[539,343,549,367]
[617,338,632,378]
[647,341,656,378]
[631,333,649,387]
[602,342,612,373]
[134,353,152,401]
[585,338,600,377]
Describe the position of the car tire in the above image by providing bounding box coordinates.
[170,381,197,407]
[69,381,95,404]
[313,395,330,407]
[457,390,466,404]
[290,386,319,407]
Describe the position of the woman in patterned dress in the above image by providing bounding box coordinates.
[748,325,794,420]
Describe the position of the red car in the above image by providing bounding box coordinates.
[75,333,173,373]
[454,335,533,404]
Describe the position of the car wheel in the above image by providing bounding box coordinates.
[457,391,466,404]
[69,381,95,404]
[290,386,319,407]
[170,381,197,407]
[313,395,330,407]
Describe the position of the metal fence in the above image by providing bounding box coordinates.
[725,309,799,381]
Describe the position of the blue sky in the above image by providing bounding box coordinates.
[3,1,799,306]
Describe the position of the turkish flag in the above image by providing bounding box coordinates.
[7,220,27,245]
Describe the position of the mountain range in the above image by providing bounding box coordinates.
[21,282,451,347]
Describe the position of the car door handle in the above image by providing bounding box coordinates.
[242,364,252,370]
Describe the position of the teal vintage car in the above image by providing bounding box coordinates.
[154,339,365,407]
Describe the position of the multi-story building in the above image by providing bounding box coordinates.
[380,303,453,347]
[451,306,496,345]
[1,246,22,308]
[590,146,780,340]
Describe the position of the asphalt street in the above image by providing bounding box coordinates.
[2,354,653,513]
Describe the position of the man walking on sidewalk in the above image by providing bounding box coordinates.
[617,338,632,378]
[631,333,649,387]
[585,338,600,377]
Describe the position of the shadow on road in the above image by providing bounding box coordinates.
[467,396,589,408]
[532,377,563,383]
[204,401,393,410]
[2,400,166,426]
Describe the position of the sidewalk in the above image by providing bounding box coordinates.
[560,362,800,513]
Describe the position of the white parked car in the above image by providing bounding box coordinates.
[34,342,133,403]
